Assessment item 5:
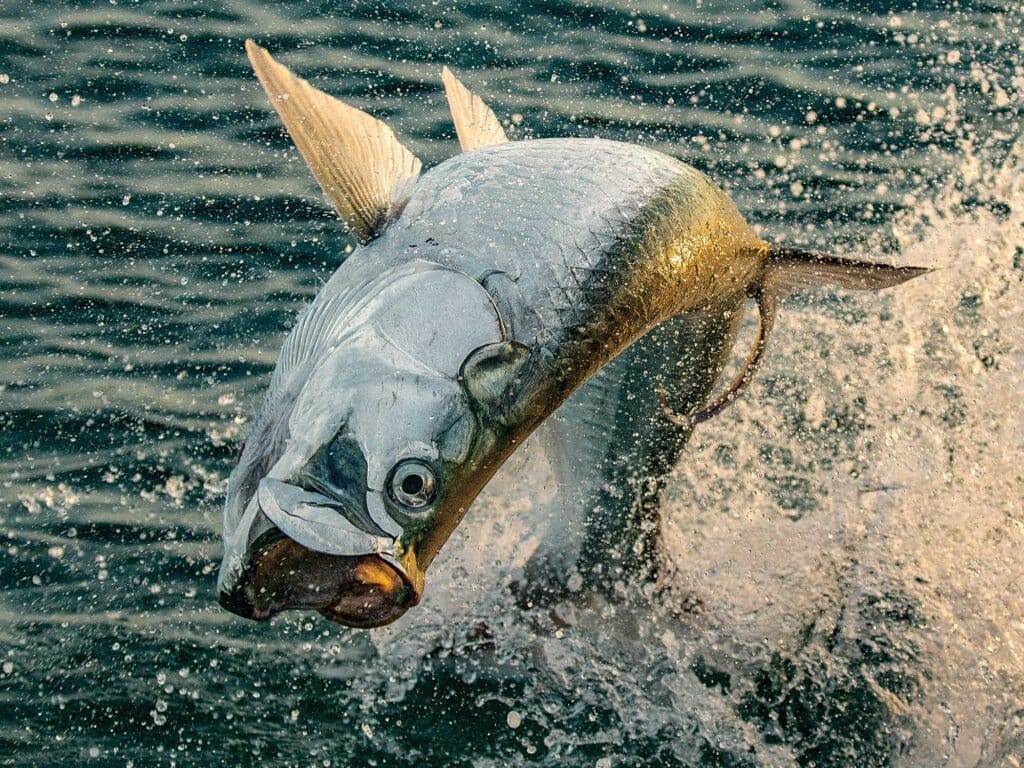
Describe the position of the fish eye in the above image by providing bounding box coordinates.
[388,460,437,510]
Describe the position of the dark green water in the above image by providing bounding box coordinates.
[2,2,1023,766]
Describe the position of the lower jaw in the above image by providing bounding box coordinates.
[220,527,417,627]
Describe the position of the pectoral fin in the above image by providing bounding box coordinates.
[661,247,929,427]
[459,340,532,422]
[442,67,509,152]
[246,40,422,243]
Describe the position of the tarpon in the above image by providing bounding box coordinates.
[217,41,926,627]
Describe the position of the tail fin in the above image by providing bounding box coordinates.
[659,247,929,428]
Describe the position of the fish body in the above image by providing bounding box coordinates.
[371,138,765,568]
[217,43,925,626]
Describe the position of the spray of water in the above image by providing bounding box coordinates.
[359,80,1024,764]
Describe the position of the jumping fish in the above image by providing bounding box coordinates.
[217,41,926,627]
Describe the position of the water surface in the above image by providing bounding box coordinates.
[1,1,1022,765]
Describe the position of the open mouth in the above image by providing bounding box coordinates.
[218,527,418,628]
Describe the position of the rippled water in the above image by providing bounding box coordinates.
[2,1,1022,765]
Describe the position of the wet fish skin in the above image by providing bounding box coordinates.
[219,136,761,615]
[374,139,766,572]
[217,47,925,626]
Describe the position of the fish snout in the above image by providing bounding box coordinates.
[217,528,419,628]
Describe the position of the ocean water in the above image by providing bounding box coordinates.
[1,1,1022,766]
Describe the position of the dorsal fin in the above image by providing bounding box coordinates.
[245,40,422,243]
[660,248,930,427]
[659,290,779,427]
[762,247,931,294]
[441,67,509,152]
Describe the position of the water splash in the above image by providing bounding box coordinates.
[361,91,1024,768]
[3,2,1022,765]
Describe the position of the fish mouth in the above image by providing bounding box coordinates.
[218,527,419,628]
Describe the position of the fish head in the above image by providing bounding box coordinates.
[217,260,533,627]
[218,43,542,627]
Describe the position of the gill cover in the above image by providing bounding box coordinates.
[266,263,508,547]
